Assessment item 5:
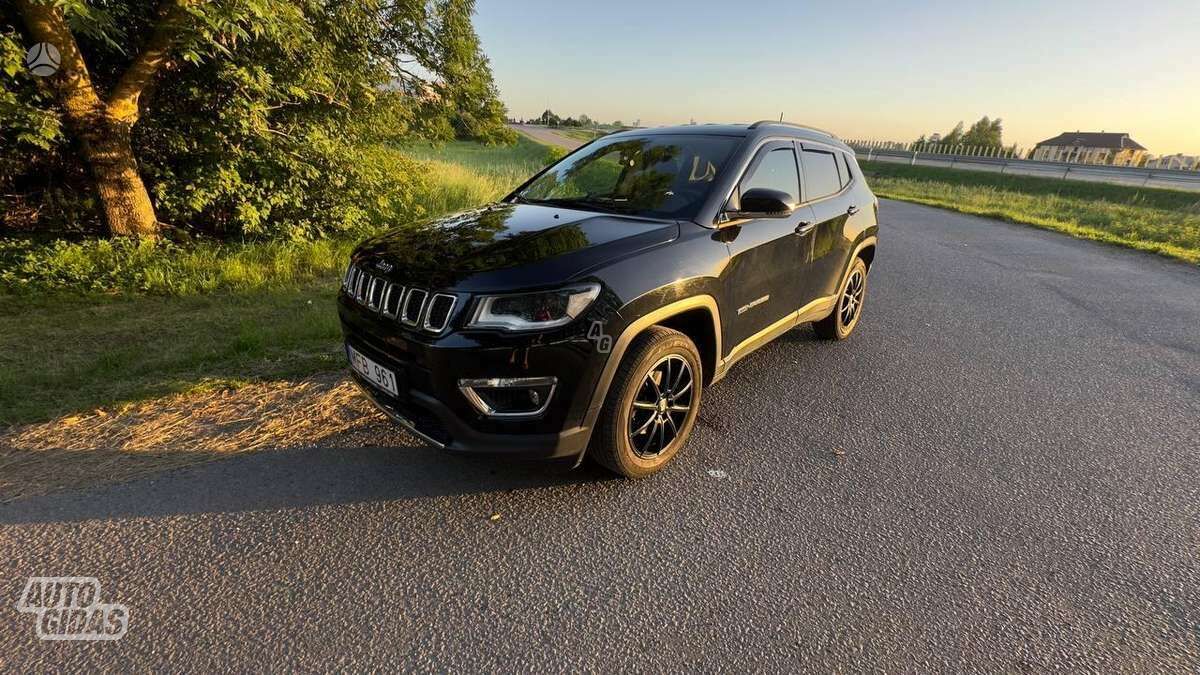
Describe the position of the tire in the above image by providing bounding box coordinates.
[814,256,868,341]
[589,326,703,478]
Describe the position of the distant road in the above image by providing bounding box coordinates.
[511,124,586,150]
[855,148,1200,193]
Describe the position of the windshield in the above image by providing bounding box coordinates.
[516,134,740,219]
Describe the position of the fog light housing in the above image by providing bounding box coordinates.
[458,377,557,418]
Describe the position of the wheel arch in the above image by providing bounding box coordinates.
[857,242,876,269]
[574,295,721,465]
[839,235,878,288]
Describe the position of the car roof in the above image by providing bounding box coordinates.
[609,122,850,151]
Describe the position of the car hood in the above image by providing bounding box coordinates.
[353,202,679,291]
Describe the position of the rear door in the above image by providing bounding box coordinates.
[721,141,815,349]
[799,145,856,302]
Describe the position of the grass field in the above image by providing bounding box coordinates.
[0,286,341,426]
[861,161,1200,264]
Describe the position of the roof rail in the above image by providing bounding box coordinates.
[747,120,839,139]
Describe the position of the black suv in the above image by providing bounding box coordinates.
[339,121,878,477]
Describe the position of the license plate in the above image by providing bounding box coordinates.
[347,344,399,397]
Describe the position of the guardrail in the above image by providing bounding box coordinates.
[848,145,1200,193]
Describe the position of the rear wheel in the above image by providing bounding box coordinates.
[590,326,702,478]
[814,256,868,340]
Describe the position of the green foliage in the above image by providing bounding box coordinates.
[0,0,515,239]
[941,121,965,146]
[962,116,1003,148]
[861,161,1200,264]
[0,139,542,295]
[918,117,1005,149]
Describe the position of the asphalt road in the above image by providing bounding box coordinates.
[3,200,1199,671]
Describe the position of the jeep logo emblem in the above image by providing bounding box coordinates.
[375,261,393,273]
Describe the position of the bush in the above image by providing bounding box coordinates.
[0,143,529,295]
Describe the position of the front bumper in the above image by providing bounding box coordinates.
[339,293,606,459]
[350,371,591,458]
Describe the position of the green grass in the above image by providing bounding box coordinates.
[0,138,554,425]
[400,134,555,182]
[862,161,1200,264]
[0,285,344,425]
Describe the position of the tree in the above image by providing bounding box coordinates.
[3,0,513,239]
[941,121,965,147]
[962,116,1003,148]
[13,0,205,237]
[432,0,514,145]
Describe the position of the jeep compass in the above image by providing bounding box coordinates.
[339,121,879,477]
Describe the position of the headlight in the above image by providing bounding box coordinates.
[467,283,600,331]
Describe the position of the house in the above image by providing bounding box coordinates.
[1144,153,1200,171]
[1031,131,1148,166]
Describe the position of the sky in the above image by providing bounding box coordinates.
[474,0,1200,155]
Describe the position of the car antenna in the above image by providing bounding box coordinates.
[779,112,784,122]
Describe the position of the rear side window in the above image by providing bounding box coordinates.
[841,153,855,186]
[739,147,800,203]
[801,149,841,200]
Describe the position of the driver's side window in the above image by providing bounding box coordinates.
[738,147,801,205]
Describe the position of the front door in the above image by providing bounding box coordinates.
[721,141,814,350]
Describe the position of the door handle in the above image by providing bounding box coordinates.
[794,221,815,235]
[847,205,860,216]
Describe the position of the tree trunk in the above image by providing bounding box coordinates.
[17,0,165,239]
[75,113,160,238]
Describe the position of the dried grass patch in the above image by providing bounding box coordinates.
[0,372,379,501]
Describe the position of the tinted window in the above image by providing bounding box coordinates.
[802,149,841,200]
[841,153,855,187]
[518,134,739,219]
[739,148,800,203]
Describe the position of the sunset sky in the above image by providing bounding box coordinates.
[475,0,1200,155]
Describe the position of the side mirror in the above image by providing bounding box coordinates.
[725,188,796,221]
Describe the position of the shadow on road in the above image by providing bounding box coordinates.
[0,425,616,525]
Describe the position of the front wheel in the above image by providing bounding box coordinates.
[589,326,702,478]
[814,256,868,340]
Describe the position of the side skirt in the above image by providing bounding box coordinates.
[712,294,837,382]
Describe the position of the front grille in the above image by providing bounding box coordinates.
[343,261,456,334]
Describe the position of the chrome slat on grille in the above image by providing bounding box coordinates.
[381,283,403,318]
[366,277,385,311]
[354,270,368,303]
[401,288,428,326]
[423,293,457,333]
